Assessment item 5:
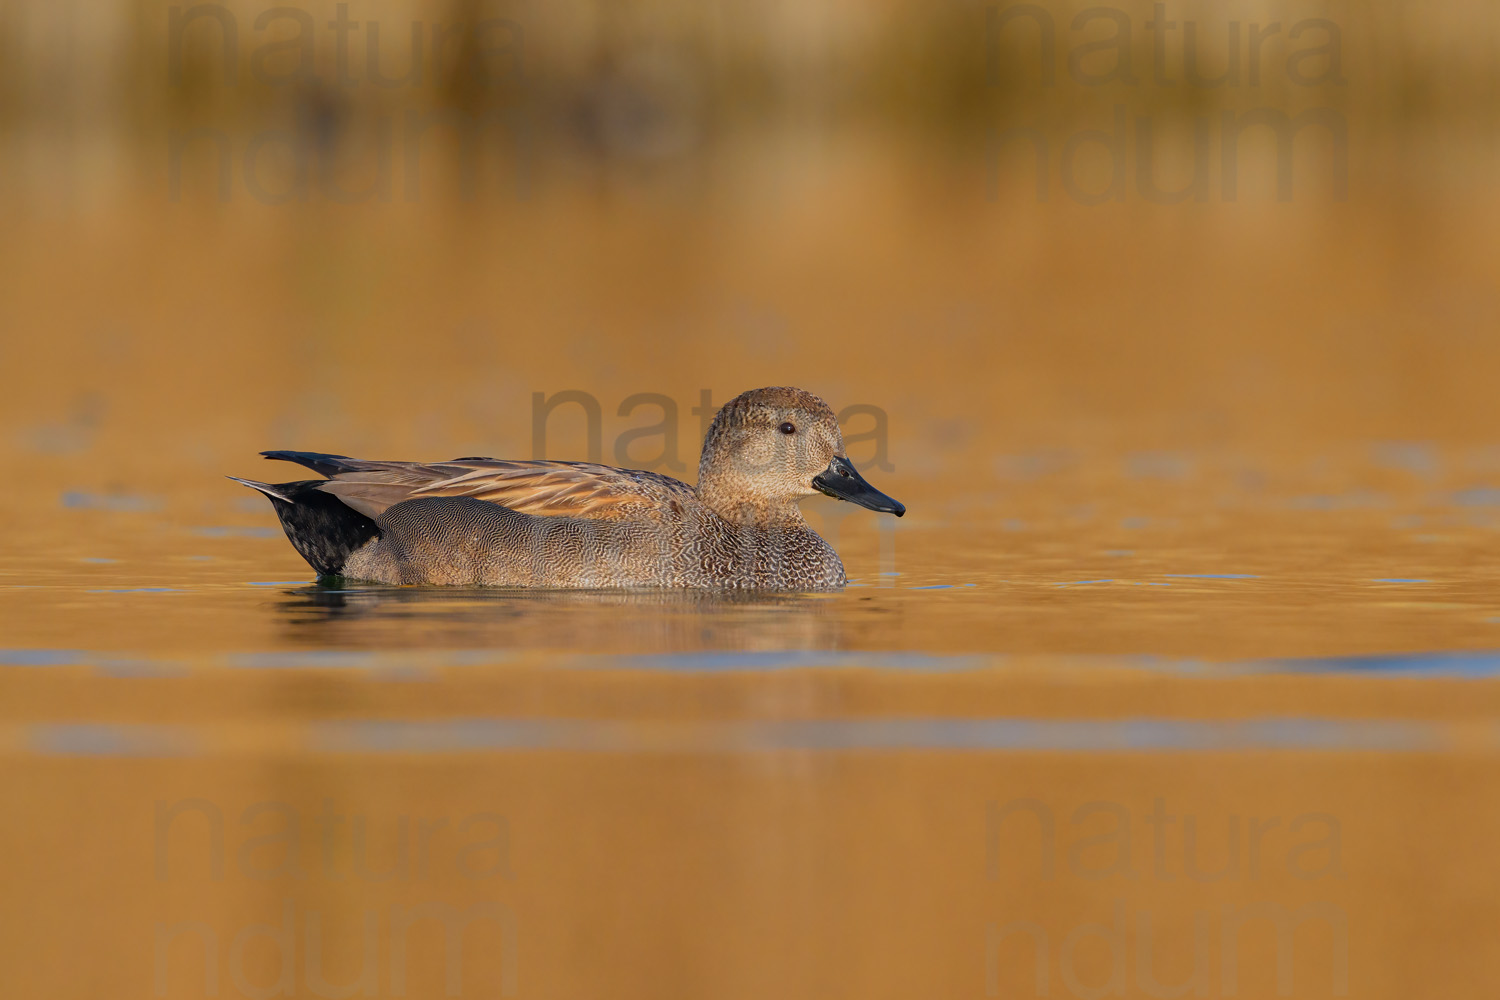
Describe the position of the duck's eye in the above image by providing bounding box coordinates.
[778,422,796,435]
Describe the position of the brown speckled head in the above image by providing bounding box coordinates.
[696,387,904,522]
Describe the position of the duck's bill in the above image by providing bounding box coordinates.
[812,456,906,516]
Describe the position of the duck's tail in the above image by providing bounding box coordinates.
[227,477,380,578]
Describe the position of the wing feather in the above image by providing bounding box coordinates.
[310,459,693,521]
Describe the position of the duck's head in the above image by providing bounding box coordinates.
[696,386,905,520]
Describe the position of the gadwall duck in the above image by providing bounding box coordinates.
[231,387,904,590]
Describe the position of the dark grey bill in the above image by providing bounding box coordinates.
[812,455,905,516]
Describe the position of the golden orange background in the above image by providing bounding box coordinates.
[3,1,1500,997]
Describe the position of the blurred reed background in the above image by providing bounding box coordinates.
[2,0,1498,496]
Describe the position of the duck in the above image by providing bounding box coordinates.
[230,386,904,590]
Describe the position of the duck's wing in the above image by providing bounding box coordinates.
[262,452,694,521]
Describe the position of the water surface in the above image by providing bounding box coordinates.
[5,112,1500,997]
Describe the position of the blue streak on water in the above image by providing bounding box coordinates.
[28,724,192,757]
[4,715,1467,758]
[910,585,952,590]
[1372,578,1431,583]
[11,645,1500,679]
[310,716,1446,754]
[1280,650,1500,677]
[1451,487,1500,507]
[1054,579,1113,587]
[1287,491,1387,511]
[0,649,182,675]
[1373,442,1439,478]
[0,649,87,666]
[60,491,159,513]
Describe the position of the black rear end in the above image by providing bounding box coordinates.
[230,478,380,578]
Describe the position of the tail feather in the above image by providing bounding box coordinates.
[228,476,379,578]
[261,450,356,478]
[227,476,296,502]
